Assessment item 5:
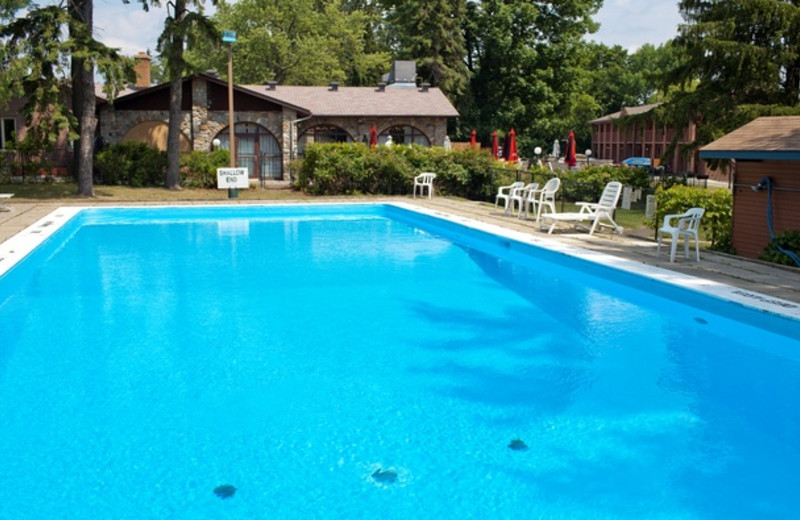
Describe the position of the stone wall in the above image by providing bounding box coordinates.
[296,116,448,146]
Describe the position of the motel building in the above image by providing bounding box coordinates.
[96,55,460,184]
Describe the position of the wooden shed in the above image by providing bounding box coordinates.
[700,116,800,259]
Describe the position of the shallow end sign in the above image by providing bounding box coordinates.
[217,168,249,189]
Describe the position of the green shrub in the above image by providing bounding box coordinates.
[760,230,800,266]
[294,143,505,199]
[654,184,733,251]
[95,142,167,187]
[180,149,231,188]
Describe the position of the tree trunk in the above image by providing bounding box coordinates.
[166,71,182,190]
[76,61,96,196]
[165,2,185,191]
[69,0,95,197]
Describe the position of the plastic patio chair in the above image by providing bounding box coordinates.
[657,207,705,262]
[413,172,436,199]
[494,181,524,212]
[519,177,560,220]
[508,182,538,216]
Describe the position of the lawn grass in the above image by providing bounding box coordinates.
[0,183,312,202]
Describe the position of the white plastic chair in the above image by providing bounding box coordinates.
[413,172,436,199]
[508,182,538,216]
[519,177,560,220]
[541,181,624,235]
[657,207,705,262]
[494,181,524,211]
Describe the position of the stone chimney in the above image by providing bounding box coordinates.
[134,52,151,88]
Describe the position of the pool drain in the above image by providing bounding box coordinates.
[372,467,398,484]
[508,439,528,451]
[213,484,237,499]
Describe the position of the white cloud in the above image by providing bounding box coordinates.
[94,2,166,56]
[589,0,682,51]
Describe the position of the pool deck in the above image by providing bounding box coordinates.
[2,197,800,305]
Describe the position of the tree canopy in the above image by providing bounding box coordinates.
[663,0,800,148]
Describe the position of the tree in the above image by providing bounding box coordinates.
[1,0,128,195]
[132,0,218,190]
[460,0,602,153]
[664,0,800,148]
[186,0,389,86]
[70,0,97,196]
[383,0,469,97]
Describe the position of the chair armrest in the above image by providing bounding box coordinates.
[576,202,598,214]
[661,211,690,228]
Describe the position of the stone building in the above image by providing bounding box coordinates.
[97,55,460,183]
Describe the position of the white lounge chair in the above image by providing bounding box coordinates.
[657,207,705,262]
[508,182,538,216]
[541,181,624,235]
[519,177,560,220]
[413,172,436,199]
[494,181,524,212]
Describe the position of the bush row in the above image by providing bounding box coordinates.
[94,142,230,188]
[294,143,508,199]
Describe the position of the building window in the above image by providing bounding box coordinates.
[214,123,282,181]
[380,125,430,146]
[1,118,16,150]
[298,125,351,156]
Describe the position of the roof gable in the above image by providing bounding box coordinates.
[590,103,661,124]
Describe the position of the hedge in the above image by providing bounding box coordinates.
[294,143,512,199]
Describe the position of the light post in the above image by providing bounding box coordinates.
[585,149,592,165]
[534,146,542,167]
[223,30,237,198]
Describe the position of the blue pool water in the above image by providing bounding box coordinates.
[1,204,799,519]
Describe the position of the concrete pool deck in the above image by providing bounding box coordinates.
[2,197,800,305]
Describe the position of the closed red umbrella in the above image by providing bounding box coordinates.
[470,129,477,147]
[565,131,577,167]
[507,128,518,163]
[369,126,378,147]
[491,131,499,159]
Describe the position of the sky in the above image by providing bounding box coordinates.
[91,0,684,59]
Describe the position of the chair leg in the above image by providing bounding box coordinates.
[694,235,701,261]
[589,217,599,235]
[670,236,679,262]
[657,234,662,256]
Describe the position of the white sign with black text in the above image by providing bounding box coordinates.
[216,168,250,189]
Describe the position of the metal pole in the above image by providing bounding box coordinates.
[228,42,237,198]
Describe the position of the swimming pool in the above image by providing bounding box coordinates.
[1,203,798,519]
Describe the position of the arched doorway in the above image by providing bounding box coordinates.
[121,121,191,152]
[214,122,282,181]
[379,125,431,146]
[297,125,351,156]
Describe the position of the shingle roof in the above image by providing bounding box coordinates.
[242,84,460,117]
[590,103,660,124]
[700,116,800,160]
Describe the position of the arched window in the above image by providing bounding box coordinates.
[379,125,430,146]
[214,123,282,181]
[298,125,351,156]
